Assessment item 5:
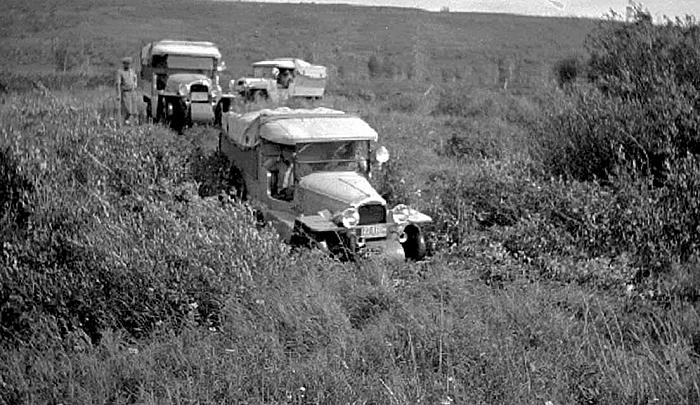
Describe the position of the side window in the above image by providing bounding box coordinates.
[156,74,167,91]
[152,55,167,69]
[261,143,295,201]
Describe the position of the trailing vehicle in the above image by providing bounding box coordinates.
[219,107,431,260]
[231,58,327,102]
[138,40,235,131]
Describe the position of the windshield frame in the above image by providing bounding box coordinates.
[294,140,370,177]
[150,54,217,78]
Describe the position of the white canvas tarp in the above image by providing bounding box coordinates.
[221,107,378,148]
[251,59,327,79]
[150,40,221,59]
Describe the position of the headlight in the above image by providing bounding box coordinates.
[341,207,360,228]
[178,83,189,96]
[391,204,410,224]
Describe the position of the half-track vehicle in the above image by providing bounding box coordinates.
[138,40,234,131]
[219,107,431,260]
[231,58,327,102]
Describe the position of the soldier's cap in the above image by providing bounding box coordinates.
[121,57,133,64]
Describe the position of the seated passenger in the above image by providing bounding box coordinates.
[278,69,292,88]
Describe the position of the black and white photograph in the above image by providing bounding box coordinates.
[1,0,699,403]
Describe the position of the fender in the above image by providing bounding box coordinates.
[296,214,343,233]
[408,210,432,225]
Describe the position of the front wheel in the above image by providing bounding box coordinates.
[327,232,357,262]
[145,101,152,122]
[402,225,427,261]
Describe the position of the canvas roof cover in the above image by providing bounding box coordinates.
[252,58,327,79]
[150,40,222,59]
[224,107,378,147]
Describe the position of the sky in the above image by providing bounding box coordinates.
[236,0,700,20]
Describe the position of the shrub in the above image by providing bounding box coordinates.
[0,93,289,346]
[438,117,531,160]
[367,54,381,78]
[380,93,421,113]
[528,9,700,287]
[432,86,475,117]
[553,55,583,87]
[0,147,33,239]
[0,71,114,93]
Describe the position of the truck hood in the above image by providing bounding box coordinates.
[298,171,385,210]
[165,73,212,94]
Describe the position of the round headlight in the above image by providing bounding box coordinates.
[178,83,189,96]
[374,145,390,164]
[341,207,360,228]
[391,204,410,224]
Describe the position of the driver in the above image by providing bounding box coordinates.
[264,151,294,200]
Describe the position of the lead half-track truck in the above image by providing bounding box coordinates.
[218,107,431,260]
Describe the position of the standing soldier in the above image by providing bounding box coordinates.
[116,57,138,125]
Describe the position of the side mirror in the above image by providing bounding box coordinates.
[217,61,227,72]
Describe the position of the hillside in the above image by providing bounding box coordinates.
[0,0,596,89]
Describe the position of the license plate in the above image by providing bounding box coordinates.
[190,92,209,102]
[358,224,387,239]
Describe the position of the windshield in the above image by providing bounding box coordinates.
[253,66,276,78]
[153,55,216,73]
[295,141,369,175]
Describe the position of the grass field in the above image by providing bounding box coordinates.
[2,1,700,404]
[0,0,596,90]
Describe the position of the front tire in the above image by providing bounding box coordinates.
[402,225,427,261]
[145,101,152,123]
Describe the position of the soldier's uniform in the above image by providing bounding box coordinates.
[116,57,138,124]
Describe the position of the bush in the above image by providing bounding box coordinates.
[529,9,700,287]
[0,147,33,239]
[367,54,381,78]
[0,71,114,93]
[438,117,530,160]
[553,55,583,87]
[0,93,289,346]
[380,93,421,113]
[584,10,700,171]
[432,86,491,117]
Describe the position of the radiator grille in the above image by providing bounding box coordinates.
[190,83,209,93]
[358,204,386,225]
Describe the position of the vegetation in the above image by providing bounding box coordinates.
[1,1,700,404]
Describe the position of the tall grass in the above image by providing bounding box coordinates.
[1,80,699,404]
[2,2,700,403]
